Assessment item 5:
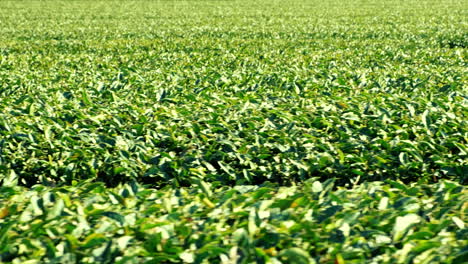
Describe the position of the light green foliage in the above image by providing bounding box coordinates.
[0,0,467,263]
[0,180,466,263]
[0,0,466,187]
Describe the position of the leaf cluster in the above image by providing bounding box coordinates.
[0,180,466,263]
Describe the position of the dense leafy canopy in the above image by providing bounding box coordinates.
[0,0,466,263]
[0,0,466,187]
[1,180,467,263]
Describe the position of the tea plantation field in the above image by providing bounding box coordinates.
[0,0,467,263]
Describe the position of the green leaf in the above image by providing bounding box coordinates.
[421,109,431,130]
[193,178,213,198]
[102,212,125,226]
[179,251,195,263]
[116,236,133,251]
[311,181,323,193]
[1,170,18,187]
[452,216,465,229]
[411,241,441,254]
[393,214,421,241]
[47,198,64,219]
[0,222,14,248]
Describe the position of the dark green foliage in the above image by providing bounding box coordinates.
[0,180,466,263]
